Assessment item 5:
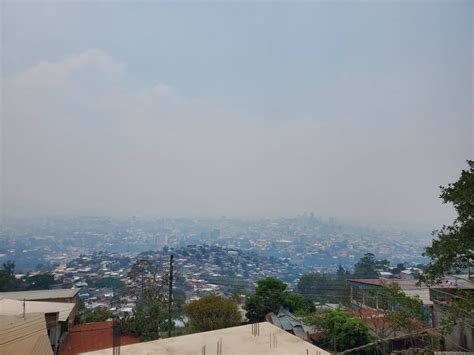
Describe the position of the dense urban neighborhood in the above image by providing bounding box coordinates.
[2,0,473,353]
[2,162,474,354]
[0,215,430,274]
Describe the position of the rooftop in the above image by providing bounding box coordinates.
[266,309,313,341]
[0,298,75,322]
[84,322,329,355]
[0,313,52,355]
[402,289,432,306]
[0,288,79,301]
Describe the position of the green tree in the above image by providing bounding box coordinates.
[336,265,350,278]
[122,255,170,340]
[184,294,242,332]
[421,160,474,334]
[0,261,21,292]
[77,306,115,324]
[306,308,372,352]
[282,293,315,315]
[121,300,167,341]
[244,277,315,320]
[353,253,380,279]
[244,277,287,321]
[354,283,429,352]
[423,160,474,280]
[26,273,55,290]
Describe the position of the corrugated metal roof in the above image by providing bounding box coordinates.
[293,326,307,339]
[277,309,292,317]
[0,298,74,322]
[0,313,53,355]
[0,289,79,301]
[289,320,300,327]
[269,313,280,327]
[266,310,311,340]
[279,319,293,331]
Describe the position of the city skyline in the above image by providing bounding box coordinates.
[1,1,472,228]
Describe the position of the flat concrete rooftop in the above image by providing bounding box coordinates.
[84,322,329,355]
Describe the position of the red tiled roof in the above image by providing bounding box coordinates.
[353,309,385,319]
[353,309,429,336]
[59,321,139,355]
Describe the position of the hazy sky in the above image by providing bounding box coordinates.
[1,1,472,228]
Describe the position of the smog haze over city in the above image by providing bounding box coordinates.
[1,1,472,229]
[2,3,474,354]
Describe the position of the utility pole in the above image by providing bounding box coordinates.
[168,254,174,338]
[112,296,121,355]
[140,259,145,301]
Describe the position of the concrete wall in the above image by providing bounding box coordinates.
[432,302,473,351]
